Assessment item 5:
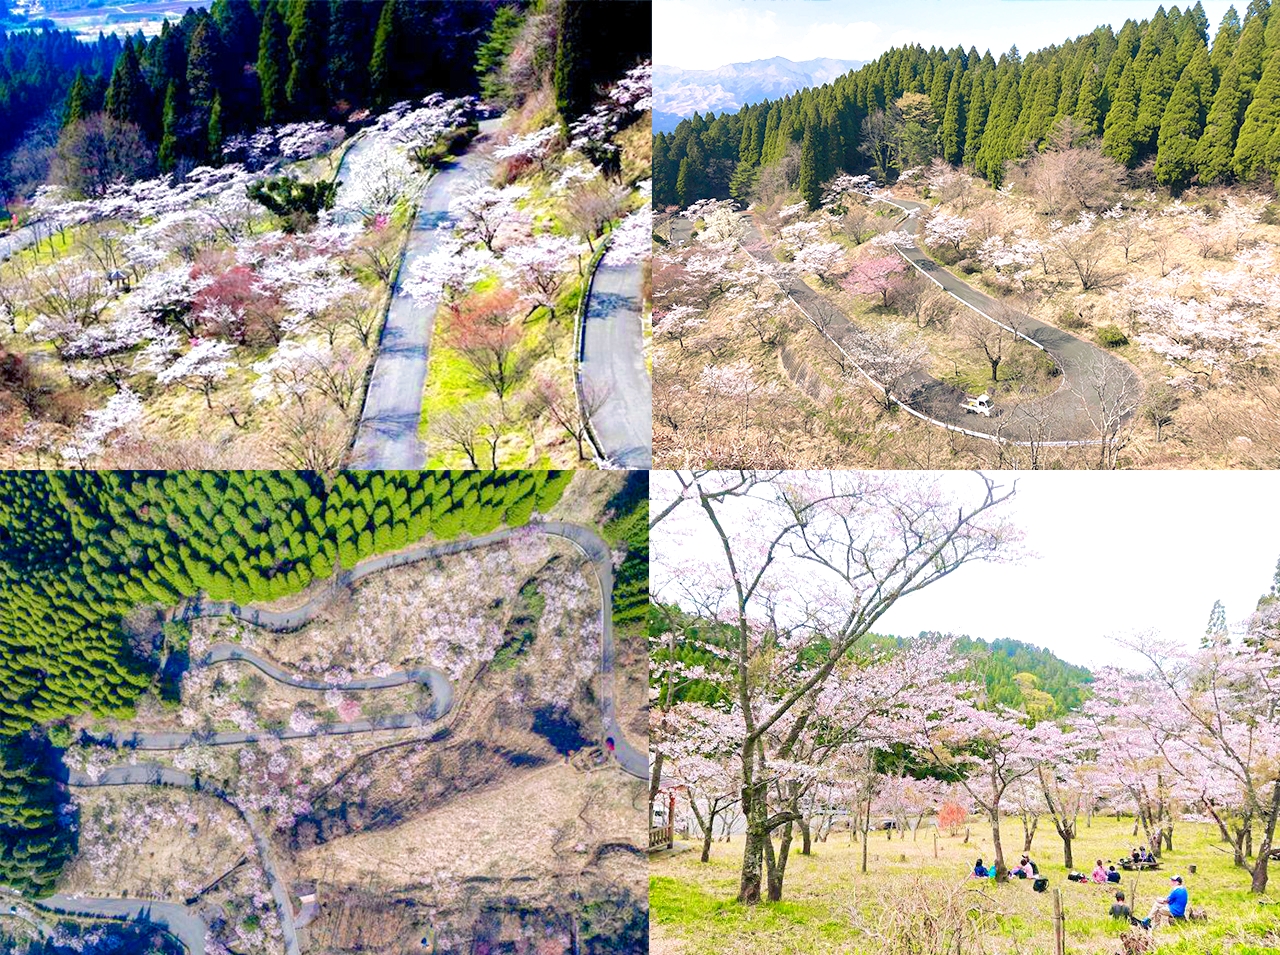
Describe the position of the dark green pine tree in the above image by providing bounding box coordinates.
[1235,15,1269,102]
[474,3,523,102]
[1209,6,1242,84]
[798,122,821,210]
[1135,42,1181,155]
[368,0,396,107]
[104,37,146,127]
[653,134,674,206]
[285,0,328,116]
[207,90,224,163]
[940,68,965,163]
[1155,43,1212,190]
[1103,62,1142,166]
[210,0,259,67]
[553,0,587,119]
[64,70,91,125]
[1196,55,1246,182]
[186,19,222,114]
[1234,49,1280,182]
[158,80,179,171]
[328,0,369,105]
[257,1,288,124]
[1073,62,1103,136]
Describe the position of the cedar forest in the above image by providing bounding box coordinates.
[654,0,1280,207]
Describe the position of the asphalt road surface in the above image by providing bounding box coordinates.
[744,202,1142,443]
[580,250,652,467]
[347,118,502,469]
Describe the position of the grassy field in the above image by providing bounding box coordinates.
[650,816,1280,955]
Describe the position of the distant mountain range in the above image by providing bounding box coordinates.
[653,56,865,133]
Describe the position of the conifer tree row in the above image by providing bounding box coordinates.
[75,0,506,167]
[654,1,1280,204]
[0,469,574,735]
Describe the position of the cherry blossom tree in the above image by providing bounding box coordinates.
[842,321,928,409]
[450,185,531,253]
[924,211,972,254]
[154,338,235,407]
[842,256,906,306]
[652,470,1017,903]
[500,233,586,320]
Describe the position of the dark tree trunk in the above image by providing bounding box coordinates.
[800,817,812,856]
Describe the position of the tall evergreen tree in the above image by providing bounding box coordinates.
[207,90,224,162]
[285,0,328,116]
[798,122,821,210]
[158,80,179,171]
[185,19,222,115]
[1074,62,1103,136]
[64,71,90,125]
[940,68,965,163]
[475,3,523,102]
[553,0,586,119]
[1155,43,1212,190]
[1234,49,1280,181]
[257,1,288,124]
[1103,61,1142,166]
[1135,42,1181,155]
[1210,6,1243,83]
[368,0,396,107]
[327,0,369,105]
[104,37,145,127]
[1196,54,1247,181]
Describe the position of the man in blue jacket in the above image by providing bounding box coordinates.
[1141,875,1188,928]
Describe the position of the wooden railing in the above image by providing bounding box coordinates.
[648,824,673,851]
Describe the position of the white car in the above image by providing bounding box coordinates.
[961,393,992,416]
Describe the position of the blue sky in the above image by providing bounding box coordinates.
[656,0,1241,70]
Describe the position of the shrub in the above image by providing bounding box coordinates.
[1096,324,1129,348]
[1059,308,1090,331]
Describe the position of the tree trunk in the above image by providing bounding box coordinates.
[768,820,794,901]
[990,807,1008,881]
[1061,831,1073,870]
[1023,814,1038,852]
[800,816,812,856]
[701,826,714,863]
[1249,782,1280,894]
[861,795,872,874]
[737,756,767,904]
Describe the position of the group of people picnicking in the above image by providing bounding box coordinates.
[970,851,1190,932]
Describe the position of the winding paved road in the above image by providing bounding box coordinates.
[347,118,502,470]
[579,248,652,467]
[745,201,1143,444]
[38,521,644,955]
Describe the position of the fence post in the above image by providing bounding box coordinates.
[1053,888,1066,955]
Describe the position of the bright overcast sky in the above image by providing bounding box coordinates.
[655,472,1280,671]
[656,0,1240,70]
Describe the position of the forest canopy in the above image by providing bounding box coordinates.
[654,1,1280,206]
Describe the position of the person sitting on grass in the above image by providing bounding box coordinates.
[972,858,988,878]
[1140,875,1188,929]
[1107,864,1122,883]
[1011,854,1037,878]
[1109,890,1133,922]
[1139,846,1155,864]
[1131,847,1141,864]
[1092,859,1109,883]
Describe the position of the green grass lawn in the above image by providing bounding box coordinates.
[650,816,1280,955]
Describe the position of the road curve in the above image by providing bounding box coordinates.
[347,118,502,470]
[876,196,1144,441]
[579,249,652,468]
[31,895,206,955]
[745,204,1142,443]
[43,521,644,955]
